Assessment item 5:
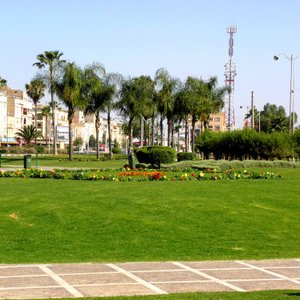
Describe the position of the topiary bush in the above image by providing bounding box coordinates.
[177,152,196,162]
[135,146,176,168]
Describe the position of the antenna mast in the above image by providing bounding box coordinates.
[224,25,237,130]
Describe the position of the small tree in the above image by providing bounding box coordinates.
[73,137,83,148]
[15,125,42,145]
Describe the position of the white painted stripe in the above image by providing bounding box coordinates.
[107,263,168,294]
[172,262,245,292]
[131,267,252,273]
[0,264,51,269]
[39,265,83,297]
[0,285,59,291]
[0,274,48,279]
[236,261,300,285]
[57,271,118,276]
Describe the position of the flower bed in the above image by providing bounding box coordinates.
[0,168,282,181]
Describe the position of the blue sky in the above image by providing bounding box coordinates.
[1,0,300,127]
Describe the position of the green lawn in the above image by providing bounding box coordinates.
[46,291,300,300]
[0,154,127,169]
[0,168,299,263]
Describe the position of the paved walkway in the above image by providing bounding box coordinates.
[0,259,300,299]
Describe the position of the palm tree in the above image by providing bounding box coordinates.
[15,125,41,145]
[54,62,85,161]
[101,73,123,159]
[33,50,65,155]
[117,76,154,153]
[200,77,228,131]
[0,76,7,88]
[25,79,46,130]
[82,64,105,160]
[154,68,178,146]
[40,106,51,150]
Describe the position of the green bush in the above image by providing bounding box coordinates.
[35,146,45,154]
[135,146,176,168]
[112,147,121,154]
[177,152,196,162]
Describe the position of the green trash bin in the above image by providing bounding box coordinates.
[24,155,32,169]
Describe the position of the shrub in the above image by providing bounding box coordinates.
[135,146,176,168]
[177,152,196,162]
[112,147,121,154]
[35,146,45,154]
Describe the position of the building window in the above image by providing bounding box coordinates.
[208,125,213,129]
[214,117,220,122]
[215,125,220,131]
[23,108,28,115]
[23,118,26,125]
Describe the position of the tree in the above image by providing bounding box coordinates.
[101,73,123,159]
[257,103,289,133]
[15,125,41,145]
[200,77,228,131]
[117,76,154,153]
[25,79,46,129]
[182,77,210,152]
[82,64,105,160]
[154,68,178,146]
[33,50,65,155]
[0,77,7,88]
[54,62,85,161]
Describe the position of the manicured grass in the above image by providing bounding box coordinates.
[0,154,127,169]
[41,291,300,300]
[0,168,299,263]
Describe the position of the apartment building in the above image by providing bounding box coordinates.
[0,87,33,146]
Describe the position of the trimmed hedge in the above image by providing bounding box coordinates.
[196,129,297,160]
[135,146,176,168]
[177,152,196,162]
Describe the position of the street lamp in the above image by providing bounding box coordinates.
[273,53,299,133]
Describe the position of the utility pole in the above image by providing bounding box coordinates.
[251,91,254,129]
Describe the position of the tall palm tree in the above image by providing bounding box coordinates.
[154,68,178,146]
[101,73,123,159]
[54,62,85,161]
[33,50,65,155]
[25,79,46,130]
[182,77,210,152]
[117,76,154,153]
[82,64,105,160]
[15,125,41,145]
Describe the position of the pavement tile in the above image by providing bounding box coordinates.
[232,279,300,291]
[203,269,277,280]
[76,284,155,297]
[182,261,248,269]
[135,270,207,282]
[0,267,45,277]
[62,273,136,285]
[0,276,58,288]
[49,263,113,274]
[265,267,300,278]
[0,287,73,299]
[155,282,232,292]
[116,262,181,271]
[243,259,300,268]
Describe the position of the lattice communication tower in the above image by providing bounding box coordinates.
[224,25,237,130]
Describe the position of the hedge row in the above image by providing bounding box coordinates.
[196,129,300,160]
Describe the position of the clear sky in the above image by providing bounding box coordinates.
[1,0,300,127]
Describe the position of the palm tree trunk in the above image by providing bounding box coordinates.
[151,117,154,145]
[108,111,112,159]
[191,118,196,153]
[185,119,188,152]
[68,118,73,161]
[128,117,133,154]
[95,112,100,160]
[34,103,38,146]
[50,64,57,156]
[160,116,163,146]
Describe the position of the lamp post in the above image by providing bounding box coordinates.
[273,53,299,133]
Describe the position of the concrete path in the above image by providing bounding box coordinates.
[0,259,300,299]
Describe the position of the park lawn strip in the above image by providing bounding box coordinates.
[39,291,300,300]
[0,169,299,263]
